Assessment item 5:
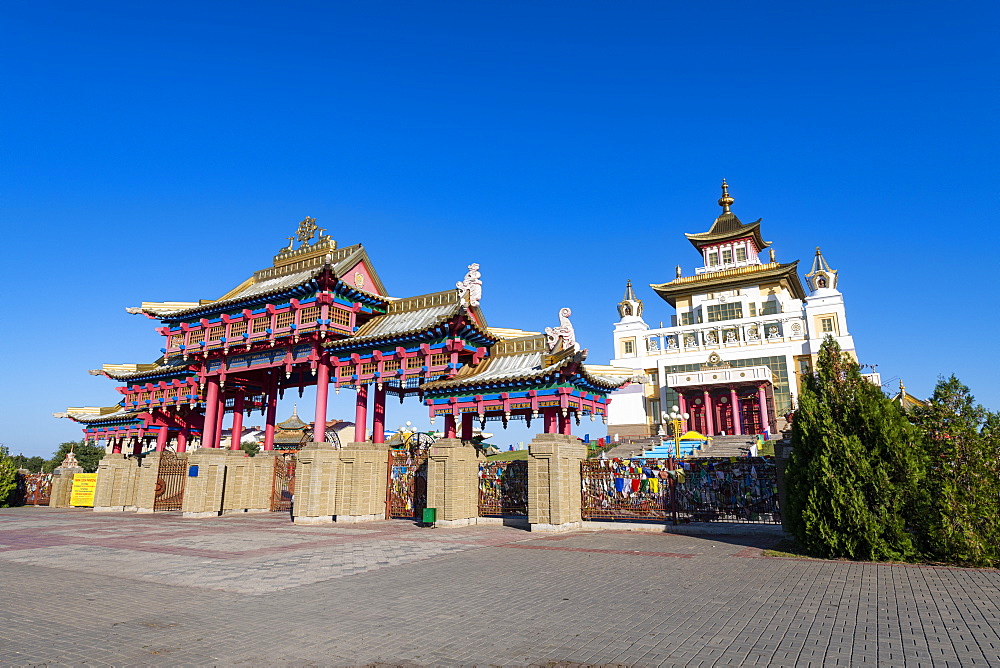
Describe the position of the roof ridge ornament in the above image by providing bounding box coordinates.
[456,263,482,307]
[718,179,734,214]
[296,216,318,245]
[545,307,578,353]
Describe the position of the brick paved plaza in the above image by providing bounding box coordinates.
[2,507,999,666]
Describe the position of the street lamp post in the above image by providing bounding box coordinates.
[662,406,690,458]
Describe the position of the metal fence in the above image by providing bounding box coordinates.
[388,450,428,519]
[270,454,296,512]
[153,452,187,511]
[581,456,780,524]
[479,460,528,517]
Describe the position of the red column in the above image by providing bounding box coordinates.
[176,425,189,453]
[372,384,386,444]
[111,437,122,454]
[155,426,169,452]
[678,393,688,431]
[757,384,769,436]
[730,386,742,435]
[313,362,330,442]
[214,392,225,450]
[354,384,369,442]
[202,377,220,449]
[559,413,572,435]
[230,391,245,450]
[703,389,715,436]
[263,375,278,451]
[461,413,474,441]
[132,436,142,456]
[543,408,558,434]
[444,413,457,439]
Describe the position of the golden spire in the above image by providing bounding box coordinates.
[718,179,734,214]
[899,379,905,392]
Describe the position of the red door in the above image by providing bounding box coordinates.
[740,393,762,434]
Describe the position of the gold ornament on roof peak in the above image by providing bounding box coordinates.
[718,179,734,214]
[296,216,318,244]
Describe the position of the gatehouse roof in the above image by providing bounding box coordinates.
[650,261,806,306]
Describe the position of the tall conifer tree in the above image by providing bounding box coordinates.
[785,336,919,560]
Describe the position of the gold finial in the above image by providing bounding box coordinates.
[899,379,905,392]
[816,246,822,255]
[769,248,776,263]
[718,179,734,214]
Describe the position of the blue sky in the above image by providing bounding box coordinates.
[3,1,997,457]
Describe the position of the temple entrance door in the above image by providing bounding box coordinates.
[270,452,296,512]
[713,392,734,435]
[153,452,187,511]
[688,394,707,434]
[740,393,762,435]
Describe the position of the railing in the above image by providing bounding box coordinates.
[478,460,528,517]
[581,456,780,524]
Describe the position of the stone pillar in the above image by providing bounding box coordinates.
[93,453,139,512]
[292,442,341,524]
[181,447,230,517]
[527,433,586,532]
[221,450,270,514]
[335,442,390,523]
[426,438,480,526]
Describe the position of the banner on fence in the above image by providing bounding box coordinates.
[70,473,98,507]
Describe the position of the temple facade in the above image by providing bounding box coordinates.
[57,218,632,453]
[607,182,859,440]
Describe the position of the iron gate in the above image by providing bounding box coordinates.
[388,450,428,518]
[478,460,528,516]
[581,456,780,524]
[270,453,296,512]
[153,452,187,511]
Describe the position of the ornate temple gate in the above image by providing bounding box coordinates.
[478,460,528,517]
[153,452,187,511]
[581,457,780,524]
[388,449,428,519]
[270,453,296,512]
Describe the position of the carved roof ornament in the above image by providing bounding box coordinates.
[125,307,143,315]
[705,351,731,368]
[805,246,839,292]
[718,178,734,214]
[456,263,482,307]
[545,307,578,353]
[296,216,319,245]
[617,279,644,319]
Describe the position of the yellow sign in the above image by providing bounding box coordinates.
[70,473,98,507]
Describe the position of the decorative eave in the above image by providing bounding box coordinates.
[323,290,498,352]
[93,358,194,381]
[650,261,805,306]
[684,216,770,251]
[53,406,140,424]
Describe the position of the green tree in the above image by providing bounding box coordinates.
[785,336,920,561]
[0,445,18,507]
[909,376,1000,567]
[44,440,105,473]
[240,440,260,457]
[9,454,46,472]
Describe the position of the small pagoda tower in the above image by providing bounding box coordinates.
[617,280,644,320]
[273,406,310,449]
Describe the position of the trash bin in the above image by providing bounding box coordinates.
[421,507,436,526]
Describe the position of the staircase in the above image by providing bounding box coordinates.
[602,436,659,459]
[690,435,758,458]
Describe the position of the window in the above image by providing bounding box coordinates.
[680,311,696,326]
[706,302,743,322]
[648,399,660,423]
[648,371,658,385]
[330,307,351,326]
[707,252,719,266]
[722,249,733,264]
[275,311,294,328]
[229,321,247,338]
[622,339,635,355]
[821,317,835,333]
[250,316,269,334]
[169,333,184,348]
[208,325,224,341]
[759,301,779,316]
[298,306,320,323]
[188,330,204,345]
[735,246,747,262]
[360,362,378,376]
[407,356,425,370]
[382,359,400,373]
[749,303,757,317]
[798,358,812,376]
[430,353,449,367]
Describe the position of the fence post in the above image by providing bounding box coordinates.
[335,442,391,523]
[527,433,586,532]
[426,437,480,526]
